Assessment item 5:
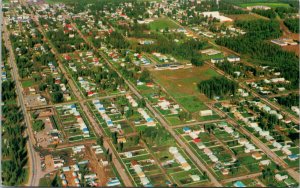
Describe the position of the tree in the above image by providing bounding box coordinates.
[51,92,63,103]
[32,120,45,132]
[191,57,203,66]
[112,132,118,144]
[97,136,104,147]
[139,69,151,82]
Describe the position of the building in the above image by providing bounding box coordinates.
[199,110,213,116]
[252,152,262,160]
[201,11,233,22]
[246,5,271,10]
[227,55,240,62]
[233,181,246,187]
[211,57,224,63]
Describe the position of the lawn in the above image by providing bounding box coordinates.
[238,2,290,8]
[22,79,35,88]
[149,18,179,31]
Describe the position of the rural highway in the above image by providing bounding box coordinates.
[3,18,41,186]
[22,3,134,186]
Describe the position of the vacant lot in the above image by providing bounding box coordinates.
[149,18,179,31]
[238,2,290,8]
[151,65,220,114]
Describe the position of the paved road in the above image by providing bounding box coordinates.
[266,89,299,98]
[68,16,223,187]
[24,6,134,186]
[168,15,299,124]
[28,92,128,110]
[221,172,262,184]
[205,61,299,125]
[171,119,224,129]
[3,18,41,186]
[209,105,300,183]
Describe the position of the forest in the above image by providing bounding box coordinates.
[2,81,28,185]
[284,18,299,33]
[216,19,299,88]
[252,9,277,19]
[275,7,298,18]
[198,77,238,99]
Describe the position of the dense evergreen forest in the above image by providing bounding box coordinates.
[198,77,238,99]
[216,19,299,88]
[2,80,28,185]
[284,18,299,33]
[252,9,277,19]
[275,7,299,18]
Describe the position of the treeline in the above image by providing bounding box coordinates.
[219,2,248,14]
[137,37,207,60]
[234,19,281,39]
[252,9,276,19]
[284,18,299,33]
[276,94,299,108]
[216,19,299,88]
[216,61,258,77]
[275,7,298,18]
[198,77,237,99]
[2,80,28,185]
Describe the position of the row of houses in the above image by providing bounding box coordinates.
[131,161,152,186]
[169,147,191,171]
[137,108,156,127]
[93,100,115,128]
[62,104,90,137]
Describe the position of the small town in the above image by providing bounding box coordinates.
[1,0,299,187]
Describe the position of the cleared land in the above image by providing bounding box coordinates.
[149,18,180,31]
[151,65,220,114]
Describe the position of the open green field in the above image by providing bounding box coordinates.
[151,65,220,115]
[238,2,290,8]
[149,18,180,31]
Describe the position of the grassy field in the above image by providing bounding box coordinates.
[238,2,290,8]
[151,65,220,115]
[149,18,180,31]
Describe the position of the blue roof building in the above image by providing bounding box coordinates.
[234,181,246,187]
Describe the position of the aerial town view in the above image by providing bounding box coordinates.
[1,0,299,187]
